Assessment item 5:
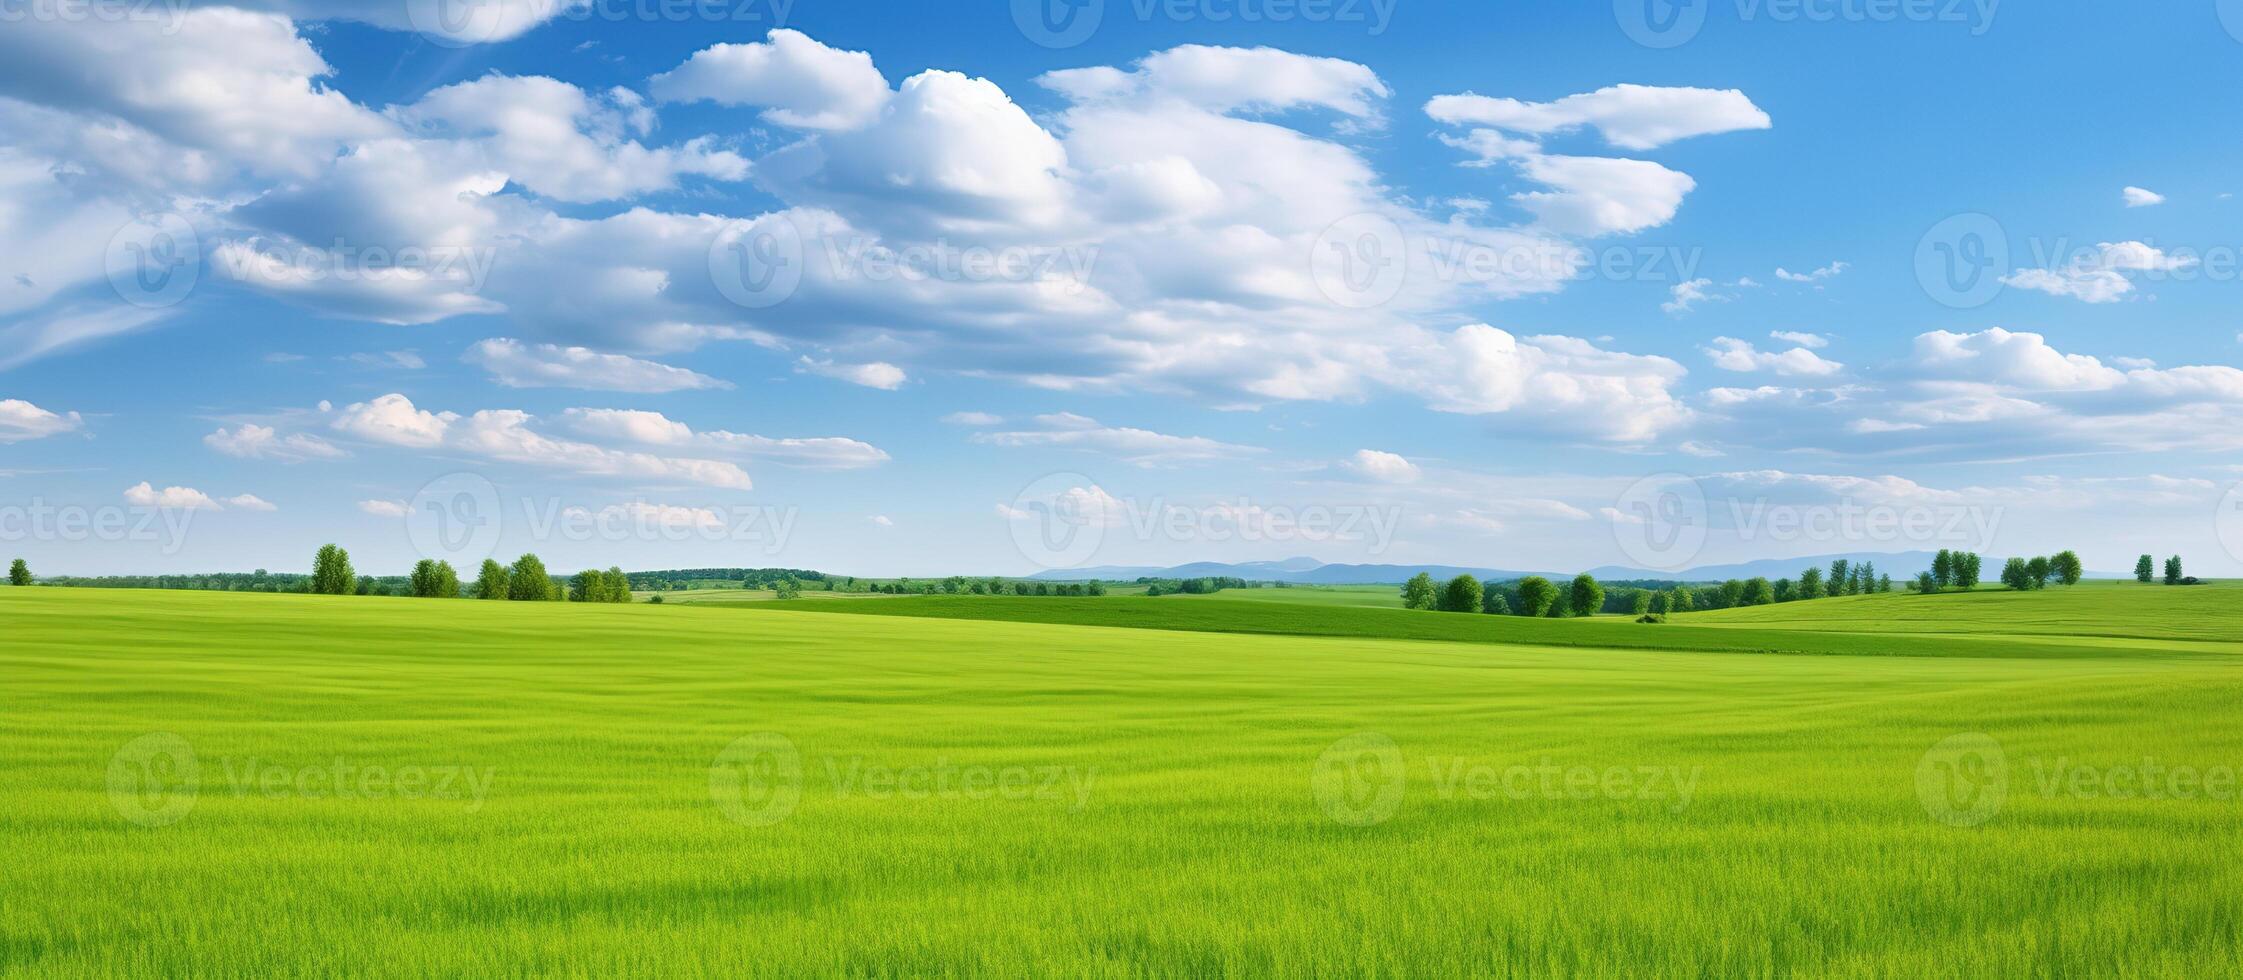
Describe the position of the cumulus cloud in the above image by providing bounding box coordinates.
[650,29,891,131]
[1662,278,1718,315]
[332,393,457,448]
[222,493,278,511]
[357,499,409,517]
[559,408,890,469]
[327,394,763,488]
[124,482,221,510]
[1770,330,1829,349]
[204,424,347,461]
[797,358,907,390]
[2001,241,2195,304]
[1396,325,1690,443]
[975,413,1262,466]
[466,338,730,393]
[0,399,84,443]
[1703,337,1844,377]
[1344,449,1421,483]
[1041,45,1391,119]
[942,411,1003,426]
[2122,186,2165,207]
[1424,85,1769,151]
[1775,261,1846,283]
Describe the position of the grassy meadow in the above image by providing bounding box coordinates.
[6,584,2243,974]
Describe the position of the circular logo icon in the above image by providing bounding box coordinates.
[406,472,503,569]
[105,213,199,309]
[710,732,802,827]
[1914,212,2009,309]
[1915,732,2007,827]
[2217,483,2243,566]
[1011,0,1105,48]
[403,0,532,47]
[2220,0,2243,42]
[1312,732,1405,827]
[1610,473,1708,573]
[108,732,199,827]
[1614,0,1706,48]
[1004,472,1116,571]
[710,214,806,310]
[1310,212,1408,309]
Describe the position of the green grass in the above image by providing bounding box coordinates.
[1174,584,1405,608]
[7,586,2243,974]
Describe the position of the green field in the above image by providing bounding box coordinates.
[8,585,2243,974]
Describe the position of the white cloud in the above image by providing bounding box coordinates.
[2001,241,2195,304]
[0,399,83,443]
[1344,449,1421,483]
[1662,278,1718,315]
[1703,337,1844,377]
[1424,84,1770,151]
[1041,45,1391,119]
[222,493,278,511]
[467,338,730,393]
[204,424,347,461]
[942,411,1003,426]
[997,484,1127,526]
[332,393,457,448]
[1396,325,1691,443]
[651,29,892,131]
[2122,186,2165,207]
[1770,330,1829,349]
[328,394,761,488]
[343,350,425,370]
[388,75,748,203]
[1910,329,2125,390]
[357,499,409,517]
[976,413,1262,466]
[124,482,220,510]
[869,514,894,527]
[797,358,907,390]
[1775,261,1847,283]
[560,408,890,469]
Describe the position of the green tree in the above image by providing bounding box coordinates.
[1932,550,1953,589]
[1438,574,1482,614]
[7,558,29,587]
[1828,559,1851,596]
[1877,575,1892,593]
[1914,571,1938,593]
[1515,576,1559,617]
[2136,554,2156,583]
[1630,590,1653,616]
[1649,591,1672,616]
[1717,579,1746,609]
[507,554,553,601]
[1400,572,1438,611]
[2025,556,2052,589]
[1773,578,1795,603]
[1956,552,1982,590]
[1568,573,1605,618]
[1482,590,1510,615]
[1669,586,1696,612]
[2000,557,2031,591]
[1797,566,1825,599]
[473,559,510,600]
[409,559,448,598]
[2164,555,2184,586]
[310,544,354,595]
[568,569,601,602]
[1742,577,1775,606]
[2051,550,2083,587]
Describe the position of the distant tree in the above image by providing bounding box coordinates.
[1877,575,1892,594]
[409,559,460,598]
[2025,556,2052,589]
[1086,580,1107,596]
[1482,590,1510,615]
[1742,577,1775,606]
[310,544,354,595]
[354,575,378,596]
[1669,586,1696,612]
[2000,557,2031,591]
[647,593,663,604]
[1401,573,1438,611]
[1717,579,1746,609]
[1914,571,1938,594]
[7,558,28,587]
[1932,550,1954,589]
[1568,574,1605,618]
[1515,576,1559,617]
[1649,591,1672,616]
[1631,591,1653,616]
[775,576,802,600]
[1438,574,1483,614]
[1956,552,1982,591]
[473,559,510,600]
[1797,566,1825,600]
[1774,578,1795,603]
[2051,550,2083,587]
[507,554,553,601]
[2136,554,2156,584]
[2164,555,2184,586]
[1857,562,1877,595]
[1828,559,1851,596]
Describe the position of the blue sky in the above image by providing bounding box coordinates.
[7,0,2243,578]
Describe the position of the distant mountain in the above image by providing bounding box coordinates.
[1033,551,1996,585]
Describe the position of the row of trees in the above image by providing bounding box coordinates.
[1989,551,2084,591]
[2135,554,2197,586]
[1921,550,1986,592]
